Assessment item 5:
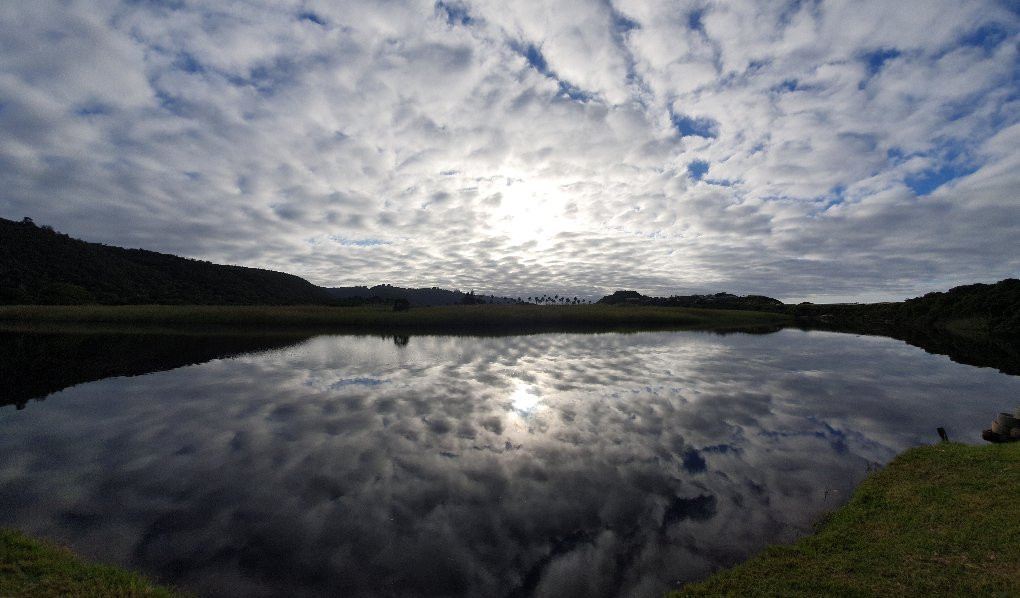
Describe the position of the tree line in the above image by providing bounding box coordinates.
[0,217,330,305]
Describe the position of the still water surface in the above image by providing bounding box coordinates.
[2,329,1019,597]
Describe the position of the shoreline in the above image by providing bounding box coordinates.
[0,304,792,335]
[0,528,184,597]
[671,441,1020,597]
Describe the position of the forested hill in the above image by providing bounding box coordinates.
[793,278,1020,338]
[597,290,786,311]
[596,282,1020,338]
[0,217,331,305]
[326,285,517,306]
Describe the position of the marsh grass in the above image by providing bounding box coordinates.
[0,528,185,597]
[0,304,791,335]
[671,442,1020,597]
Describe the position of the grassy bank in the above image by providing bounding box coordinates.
[671,441,1020,597]
[0,528,183,597]
[0,304,791,335]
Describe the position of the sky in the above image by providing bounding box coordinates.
[1,0,1018,302]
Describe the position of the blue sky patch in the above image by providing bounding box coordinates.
[905,162,978,196]
[236,57,302,96]
[672,113,720,139]
[435,1,472,26]
[776,78,799,92]
[521,43,549,75]
[330,236,391,247]
[818,184,846,210]
[687,160,710,181]
[127,0,185,11]
[903,142,980,196]
[862,48,901,76]
[558,81,593,102]
[512,41,592,102]
[778,0,820,25]
[297,11,325,26]
[771,78,824,94]
[73,103,111,117]
[944,99,978,123]
[612,12,639,34]
[959,23,1009,53]
[687,8,706,32]
[155,90,187,115]
[173,52,204,74]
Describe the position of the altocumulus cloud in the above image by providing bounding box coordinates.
[0,0,1018,301]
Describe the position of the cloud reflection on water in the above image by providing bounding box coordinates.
[1,330,1019,597]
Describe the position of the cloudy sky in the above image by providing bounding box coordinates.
[1,1,1018,302]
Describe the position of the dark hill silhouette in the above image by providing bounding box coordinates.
[326,284,518,306]
[0,217,331,305]
[598,290,785,311]
[792,278,1020,339]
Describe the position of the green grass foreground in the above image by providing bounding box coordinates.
[0,304,791,334]
[671,441,1020,597]
[0,528,183,597]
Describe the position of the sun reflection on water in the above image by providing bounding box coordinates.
[509,383,543,416]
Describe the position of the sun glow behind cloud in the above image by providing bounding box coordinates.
[0,0,1018,301]
[490,175,574,245]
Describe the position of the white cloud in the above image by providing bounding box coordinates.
[0,0,1017,301]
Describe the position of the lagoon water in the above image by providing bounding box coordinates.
[2,329,1019,597]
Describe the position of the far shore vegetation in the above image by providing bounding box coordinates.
[4,215,1018,341]
[671,441,1020,597]
[0,303,792,335]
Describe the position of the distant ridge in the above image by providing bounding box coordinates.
[326,284,518,306]
[597,290,785,311]
[0,217,331,305]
